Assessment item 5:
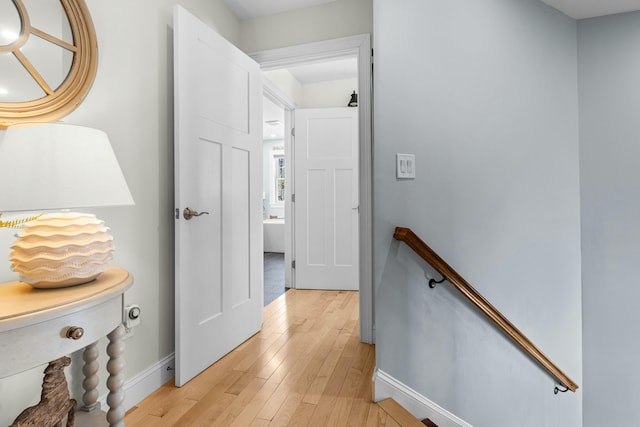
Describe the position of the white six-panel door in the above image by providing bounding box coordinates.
[174,6,263,387]
[294,108,359,290]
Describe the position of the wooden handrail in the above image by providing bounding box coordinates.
[393,227,578,392]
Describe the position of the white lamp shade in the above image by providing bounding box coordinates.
[0,123,134,212]
[0,123,133,288]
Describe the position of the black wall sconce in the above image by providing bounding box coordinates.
[347,91,358,107]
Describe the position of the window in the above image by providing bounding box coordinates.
[269,147,285,208]
[274,155,285,204]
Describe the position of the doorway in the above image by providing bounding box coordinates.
[262,95,288,305]
[253,34,373,343]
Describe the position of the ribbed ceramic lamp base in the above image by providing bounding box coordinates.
[9,212,115,288]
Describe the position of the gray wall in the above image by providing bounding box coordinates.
[373,0,583,426]
[579,11,640,426]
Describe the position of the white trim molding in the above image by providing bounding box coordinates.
[262,76,296,289]
[373,368,473,427]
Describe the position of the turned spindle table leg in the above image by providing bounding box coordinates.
[106,324,126,427]
[81,341,100,412]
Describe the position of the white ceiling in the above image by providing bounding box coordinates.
[286,57,358,84]
[225,0,640,21]
[224,0,337,20]
[542,0,640,19]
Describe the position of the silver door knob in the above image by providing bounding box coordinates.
[183,207,210,220]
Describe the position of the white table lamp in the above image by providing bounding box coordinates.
[0,123,134,288]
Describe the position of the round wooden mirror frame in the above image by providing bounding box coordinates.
[0,0,97,128]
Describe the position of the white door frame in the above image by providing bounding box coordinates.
[262,78,296,289]
[251,34,373,344]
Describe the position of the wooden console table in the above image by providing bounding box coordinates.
[0,267,133,426]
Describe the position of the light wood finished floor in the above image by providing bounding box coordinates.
[124,289,403,426]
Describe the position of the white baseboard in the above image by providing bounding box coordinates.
[100,353,175,412]
[373,368,473,427]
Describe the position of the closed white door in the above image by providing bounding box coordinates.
[294,108,359,290]
[174,6,263,387]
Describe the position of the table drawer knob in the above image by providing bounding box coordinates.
[66,326,85,340]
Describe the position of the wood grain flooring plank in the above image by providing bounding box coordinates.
[248,419,271,427]
[378,398,425,427]
[267,391,304,426]
[327,361,371,425]
[301,329,352,405]
[227,333,291,395]
[129,380,179,416]
[210,376,267,426]
[345,346,377,426]
[122,385,198,427]
[305,347,356,425]
[326,336,372,425]
[256,300,360,422]
[171,370,242,426]
[291,326,342,396]
[123,289,404,427]
[365,404,383,427]
[254,345,320,421]
[227,378,281,427]
[255,329,314,382]
[286,401,318,426]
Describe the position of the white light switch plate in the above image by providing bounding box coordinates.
[396,153,416,179]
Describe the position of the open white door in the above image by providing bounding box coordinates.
[174,6,263,387]
[294,107,359,290]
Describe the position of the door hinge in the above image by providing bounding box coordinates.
[292,260,296,269]
[175,208,179,219]
[292,193,295,203]
[291,127,295,137]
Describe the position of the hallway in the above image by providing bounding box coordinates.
[124,289,393,425]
